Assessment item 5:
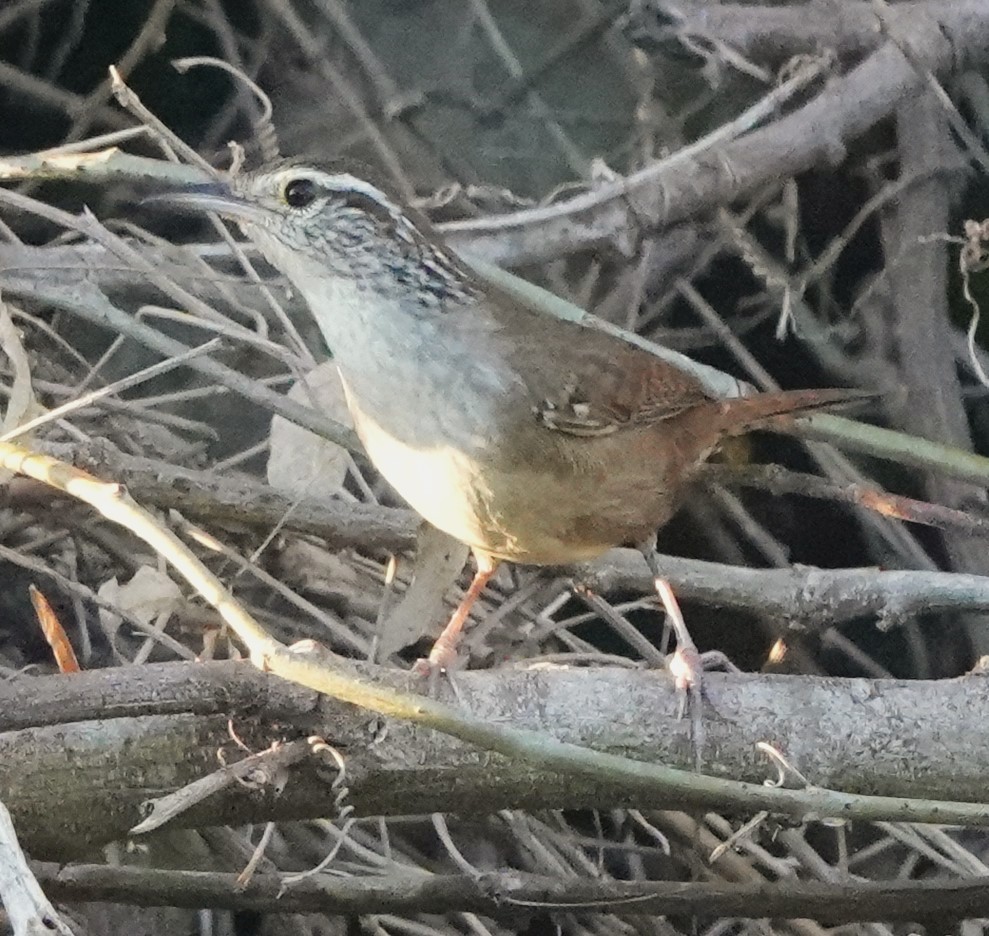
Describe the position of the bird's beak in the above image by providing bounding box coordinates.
[142,181,267,224]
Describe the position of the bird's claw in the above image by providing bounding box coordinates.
[411,636,461,697]
[669,644,704,722]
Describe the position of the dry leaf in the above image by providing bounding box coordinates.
[98,565,182,638]
[29,584,80,673]
[268,361,351,499]
[377,524,468,658]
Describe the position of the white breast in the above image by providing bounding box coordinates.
[345,387,493,548]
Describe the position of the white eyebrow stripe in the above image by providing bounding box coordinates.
[272,169,394,209]
[330,174,391,205]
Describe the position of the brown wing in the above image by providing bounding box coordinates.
[482,285,716,438]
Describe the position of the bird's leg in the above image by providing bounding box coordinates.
[414,554,498,675]
[638,539,708,758]
[654,575,701,706]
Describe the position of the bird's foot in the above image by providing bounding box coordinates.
[669,647,737,716]
[413,631,459,672]
[411,634,461,696]
[668,647,741,768]
[669,644,702,721]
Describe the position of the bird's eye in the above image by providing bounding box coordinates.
[282,178,319,209]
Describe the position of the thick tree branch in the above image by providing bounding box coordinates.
[4,661,989,858]
[32,859,989,924]
[441,1,989,265]
[627,1,929,64]
[579,549,989,629]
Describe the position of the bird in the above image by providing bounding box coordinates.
[149,158,871,688]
